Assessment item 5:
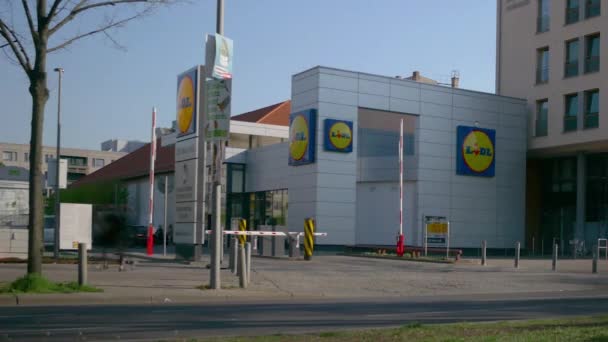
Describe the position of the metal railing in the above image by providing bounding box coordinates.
[536,67,549,84]
[535,119,548,137]
[564,61,579,77]
[585,56,600,73]
[564,116,578,132]
[566,7,580,24]
[537,15,550,33]
[584,112,599,128]
[586,1,601,18]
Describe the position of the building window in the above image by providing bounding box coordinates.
[24,153,29,162]
[536,99,549,136]
[584,89,599,129]
[566,0,580,24]
[585,34,600,73]
[44,154,53,163]
[537,0,550,32]
[2,151,16,161]
[564,94,579,132]
[536,47,550,84]
[565,39,579,77]
[92,158,105,168]
[585,0,600,18]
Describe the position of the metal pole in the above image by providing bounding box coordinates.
[552,243,558,271]
[246,241,251,283]
[424,221,427,257]
[481,240,487,266]
[514,241,520,268]
[163,175,168,256]
[210,0,225,288]
[230,235,237,274]
[53,67,63,260]
[593,245,598,274]
[238,244,247,288]
[532,236,535,257]
[147,107,157,256]
[78,243,87,285]
[216,0,224,35]
[446,221,450,260]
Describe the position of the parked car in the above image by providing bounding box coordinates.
[128,225,149,246]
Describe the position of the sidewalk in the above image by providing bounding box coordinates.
[1,254,608,307]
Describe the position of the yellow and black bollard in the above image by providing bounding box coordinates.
[304,218,315,260]
[239,219,247,246]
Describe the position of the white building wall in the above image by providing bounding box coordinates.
[290,66,527,248]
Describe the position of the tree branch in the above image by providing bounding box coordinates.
[47,12,142,53]
[21,0,37,39]
[49,0,165,36]
[0,17,32,73]
[47,0,66,21]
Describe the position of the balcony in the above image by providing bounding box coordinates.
[585,56,600,73]
[566,7,580,24]
[537,15,550,33]
[584,112,599,128]
[564,116,577,132]
[586,2,600,18]
[535,119,548,137]
[565,61,579,77]
[536,67,549,84]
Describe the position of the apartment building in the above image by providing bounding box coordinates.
[0,143,127,185]
[497,0,605,253]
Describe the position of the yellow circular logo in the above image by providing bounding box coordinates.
[177,76,195,134]
[462,130,494,173]
[328,122,352,150]
[290,115,309,161]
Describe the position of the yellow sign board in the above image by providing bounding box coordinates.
[427,223,448,234]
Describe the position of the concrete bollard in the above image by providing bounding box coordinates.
[514,241,520,269]
[229,236,237,274]
[238,244,247,288]
[481,240,487,266]
[552,244,558,272]
[304,218,315,261]
[78,243,88,286]
[245,242,252,284]
[593,245,598,274]
[288,235,300,258]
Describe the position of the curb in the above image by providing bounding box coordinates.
[340,253,455,264]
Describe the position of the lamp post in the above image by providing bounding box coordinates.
[53,67,63,259]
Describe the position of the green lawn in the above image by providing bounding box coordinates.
[0,274,102,294]
[197,316,608,342]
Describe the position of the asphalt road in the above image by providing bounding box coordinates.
[2,293,608,341]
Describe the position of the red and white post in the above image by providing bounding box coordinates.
[147,107,157,256]
[396,118,405,257]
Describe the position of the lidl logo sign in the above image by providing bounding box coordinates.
[324,119,353,153]
[176,68,198,137]
[456,126,495,177]
[289,109,316,166]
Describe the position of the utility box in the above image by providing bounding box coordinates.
[60,203,92,250]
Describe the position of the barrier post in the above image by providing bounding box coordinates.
[78,243,88,286]
[304,218,315,261]
[238,244,247,288]
[593,245,598,274]
[552,243,558,271]
[481,240,487,266]
[230,236,238,274]
[514,241,520,269]
[239,219,247,246]
[245,242,252,283]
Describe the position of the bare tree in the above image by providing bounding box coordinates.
[0,0,174,275]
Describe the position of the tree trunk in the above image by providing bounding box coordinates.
[26,67,49,275]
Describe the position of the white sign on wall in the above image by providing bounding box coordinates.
[59,203,92,250]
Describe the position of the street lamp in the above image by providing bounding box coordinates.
[53,67,63,259]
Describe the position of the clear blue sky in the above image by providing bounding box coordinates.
[0,0,496,150]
